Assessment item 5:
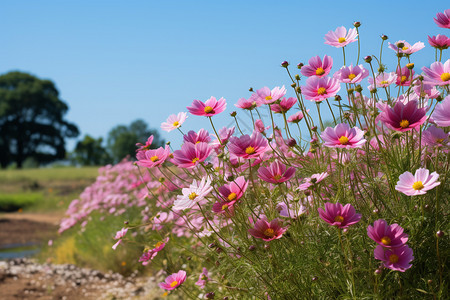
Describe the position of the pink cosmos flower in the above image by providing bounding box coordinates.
[248,217,287,241]
[161,112,188,132]
[422,126,449,147]
[333,64,369,84]
[270,97,297,113]
[255,86,287,105]
[218,176,248,202]
[320,123,366,149]
[159,270,187,290]
[183,129,211,144]
[434,9,450,29]
[139,237,169,265]
[300,55,333,77]
[428,34,450,50]
[254,119,270,134]
[422,59,450,86]
[374,245,414,272]
[324,26,358,48]
[211,126,235,148]
[368,72,397,90]
[432,95,450,127]
[396,66,415,86]
[136,135,154,153]
[413,83,440,99]
[395,168,440,196]
[187,96,227,117]
[136,145,171,168]
[287,110,308,123]
[112,227,128,250]
[388,40,425,55]
[367,220,409,249]
[228,131,270,159]
[235,94,261,110]
[173,177,213,210]
[195,267,210,289]
[318,202,361,228]
[258,160,296,184]
[172,142,211,168]
[377,100,427,132]
[302,76,341,102]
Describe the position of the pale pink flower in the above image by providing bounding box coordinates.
[173,177,213,210]
[321,123,366,149]
[136,135,154,153]
[432,95,450,127]
[374,245,413,272]
[333,64,369,84]
[318,202,361,228]
[395,168,440,196]
[422,59,450,86]
[139,237,169,265]
[172,142,211,168]
[396,66,415,86]
[324,26,358,48]
[159,270,187,290]
[211,126,235,148]
[248,217,287,241]
[367,220,408,249]
[428,34,450,50]
[255,86,287,105]
[301,55,333,77]
[368,72,397,90]
[187,96,227,116]
[287,110,308,123]
[112,228,128,250]
[235,94,261,110]
[422,126,449,147]
[136,145,171,168]
[161,112,188,132]
[388,40,425,55]
[302,76,341,102]
[270,97,297,113]
[254,119,270,134]
[258,160,296,184]
[413,83,440,99]
[195,268,210,289]
[434,9,450,29]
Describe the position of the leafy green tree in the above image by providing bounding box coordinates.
[71,135,112,166]
[107,119,164,163]
[0,71,79,168]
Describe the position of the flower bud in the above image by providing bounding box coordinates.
[304,190,311,196]
[355,85,363,93]
[291,83,297,88]
[297,63,304,69]
[124,221,129,225]
[334,95,342,101]
[427,279,433,285]
[230,111,237,117]
[227,175,235,182]
[287,138,297,147]
[364,55,372,63]
[381,34,388,40]
[353,21,361,28]
[281,61,289,68]
[311,126,317,132]
[296,86,302,94]
[264,244,270,250]
[206,292,215,299]
[436,230,444,238]
[295,74,301,80]
[208,243,216,248]
[406,63,414,69]
[312,276,318,281]
[374,268,382,275]
[372,209,379,214]
[436,95,443,102]
[347,88,354,94]
[396,42,405,49]
[249,245,256,251]
[249,87,254,92]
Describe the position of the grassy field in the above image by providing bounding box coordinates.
[0,167,99,212]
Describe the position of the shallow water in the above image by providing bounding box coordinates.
[0,242,40,260]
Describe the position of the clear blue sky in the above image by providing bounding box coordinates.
[1,1,449,150]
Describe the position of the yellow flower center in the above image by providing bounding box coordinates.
[155,241,163,248]
[204,106,214,113]
[245,146,255,155]
[440,72,450,82]
[172,121,179,127]
[389,254,399,263]
[317,87,327,95]
[273,174,282,180]
[150,155,159,162]
[402,46,409,51]
[316,67,325,76]
[412,181,424,190]
[189,192,198,200]
[265,95,273,101]
[401,75,407,83]
[436,138,444,143]
[338,37,346,43]
[227,192,237,201]
[338,136,349,145]
[121,261,126,266]
[399,119,410,128]
[334,215,344,223]
[192,157,199,163]
[264,228,275,237]
[221,203,229,211]
[170,280,179,287]
[380,80,389,85]
[348,73,356,80]
[381,236,391,245]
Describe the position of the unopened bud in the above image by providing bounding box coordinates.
[281,61,289,68]
[381,34,388,40]
[291,83,296,88]
[311,126,317,132]
[406,63,414,69]
[436,230,444,238]
[287,138,297,147]
[124,221,129,225]
[208,243,216,248]
[227,175,235,181]
[347,88,354,94]
[230,111,237,117]
[249,245,256,251]
[364,55,372,63]
[297,63,304,69]
[312,276,318,281]
[296,86,302,94]
[436,95,443,102]
[396,42,405,49]
[418,75,424,81]
[264,244,270,250]
[427,279,433,285]
[353,21,361,28]
[295,74,301,80]
[334,95,342,101]
[249,87,254,92]
[374,268,382,275]
[355,85,363,93]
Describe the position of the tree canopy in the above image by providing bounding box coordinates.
[107,119,164,163]
[0,71,79,168]
[71,134,111,166]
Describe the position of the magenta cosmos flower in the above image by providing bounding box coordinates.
[367,220,408,249]
[161,112,188,132]
[248,217,287,241]
[136,145,171,168]
[287,110,308,123]
[428,34,450,50]
[172,142,211,169]
[195,268,210,289]
[136,135,154,153]
[301,55,333,77]
[187,96,226,116]
[374,244,414,272]
[396,66,415,86]
[377,100,427,132]
[183,129,211,144]
[173,177,213,210]
[333,64,369,84]
[235,94,261,110]
[388,40,425,55]
[228,131,269,159]
[395,168,440,196]
[318,202,361,228]
[422,59,450,86]
[270,97,297,113]
[218,176,248,202]
[159,270,187,290]
[139,237,169,265]
[302,76,341,102]
[320,123,366,149]
[258,160,295,184]
[432,95,450,127]
[255,86,286,105]
[324,26,358,47]
[434,9,450,29]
